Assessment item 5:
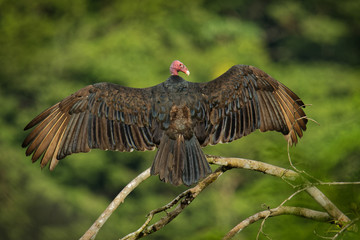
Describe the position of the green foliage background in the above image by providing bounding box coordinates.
[1,0,359,239]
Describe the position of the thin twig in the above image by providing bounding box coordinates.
[80,168,151,240]
[256,186,309,239]
[287,140,320,183]
[313,230,333,239]
[331,217,359,240]
[316,181,360,185]
[278,187,309,208]
[257,212,272,240]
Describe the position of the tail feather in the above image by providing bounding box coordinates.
[151,134,211,186]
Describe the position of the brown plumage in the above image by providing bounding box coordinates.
[22,60,307,186]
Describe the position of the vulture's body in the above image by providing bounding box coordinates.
[23,61,308,186]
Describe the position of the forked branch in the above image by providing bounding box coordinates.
[121,166,229,240]
[81,156,355,240]
[206,155,351,225]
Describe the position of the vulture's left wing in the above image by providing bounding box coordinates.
[194,65,307,146]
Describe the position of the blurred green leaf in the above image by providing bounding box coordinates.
[0,0,359,239]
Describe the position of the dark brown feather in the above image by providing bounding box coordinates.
[23,83,157,169]
[40,115,70,168]
[24,104,58,131]
[198,64,307,147]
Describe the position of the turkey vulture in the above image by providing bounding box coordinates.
[22,60,307,186]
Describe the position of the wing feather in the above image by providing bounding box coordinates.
[23,83,157,169]
[26,110,63,158]
[196,65,307,146]
[41,114,70,168]
[32,112,65,161]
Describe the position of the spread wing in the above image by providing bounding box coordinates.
[22,82,158,170]
[194,65,307,146]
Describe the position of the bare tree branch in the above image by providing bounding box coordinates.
[223,206,333,240]
[120,189,192,240]
[120,166,229,240]
[304,186,350,225]
[206,155,298,181]
[80,168,151,240]
[206,155,351,225]
[82,155,356,239]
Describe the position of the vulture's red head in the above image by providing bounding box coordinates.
[170,60,190,76]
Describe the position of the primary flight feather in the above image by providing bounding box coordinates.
[23,60,307,186]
